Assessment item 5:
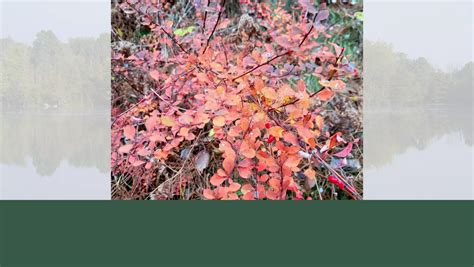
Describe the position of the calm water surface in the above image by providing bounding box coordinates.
[364,110,472,199]
[0,113,110,199]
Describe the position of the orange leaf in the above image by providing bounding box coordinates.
[241,184,254,195]
[258,174,269,183]
[284,155,301,169]
[240,141,256,158]
[178,127,189,137]
[242,192,255,200]
[203,189,215,200]
[193,112,210,125]
[238,166,252,179]
[283,132,299,146]
[254,77,264,91]
[268,178,280,190]
[316,88,334,101]
[268,126,284,139]
[315,115,324,130]
[295,125,315,145]
[239,117,250,132]
[227,182,241,192]
[261,87,277,100]
[223,157,235,175]
[210,174,226,186]
[304,168,317,190]
[213,116,226,127]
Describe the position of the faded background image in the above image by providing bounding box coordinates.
[0,0,110,199]
[364,0,473,199]
[0,0,472,199]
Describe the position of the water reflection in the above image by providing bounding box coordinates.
[365,110,472,169]
[0,113,110,199]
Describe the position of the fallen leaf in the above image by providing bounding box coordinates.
[195,150,210,172]
[303,168,317,191]
[333,142,353,158]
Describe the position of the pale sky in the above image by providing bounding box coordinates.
[0,0,109,43]
[365,0,473,71]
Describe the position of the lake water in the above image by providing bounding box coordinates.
[364,110,473,199]
[1,110,471,200]
[0,113,110,199]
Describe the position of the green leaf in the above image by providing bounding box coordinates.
[208,128,215,137]
[173,26,195,37]
[354,12,364,21]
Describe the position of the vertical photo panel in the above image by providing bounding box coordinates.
[111,1,364,200]
[0,1,111,199]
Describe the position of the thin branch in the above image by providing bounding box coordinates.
[313,153,362,200]
[268,48,345,112]
[202,0,212,34]
[232,51,290,81]
[298,11,318,47]
[127,3,188,54]
[202,0,226,54]
[231,5,319,82]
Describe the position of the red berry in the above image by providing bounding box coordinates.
[328,175,338,184]
[337,181,345,189]
[268,135,275,143]
[265,122,271,129]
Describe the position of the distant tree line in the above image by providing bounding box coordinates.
[365,41,473,110]
[0,31,110,112]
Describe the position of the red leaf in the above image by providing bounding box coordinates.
[333,142,353,158]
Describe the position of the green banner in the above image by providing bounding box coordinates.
[0,201,472,266]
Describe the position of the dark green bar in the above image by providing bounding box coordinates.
[0,201,472,266]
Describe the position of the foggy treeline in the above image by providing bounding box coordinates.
[365,41,473,110]
[0,31,109,112]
